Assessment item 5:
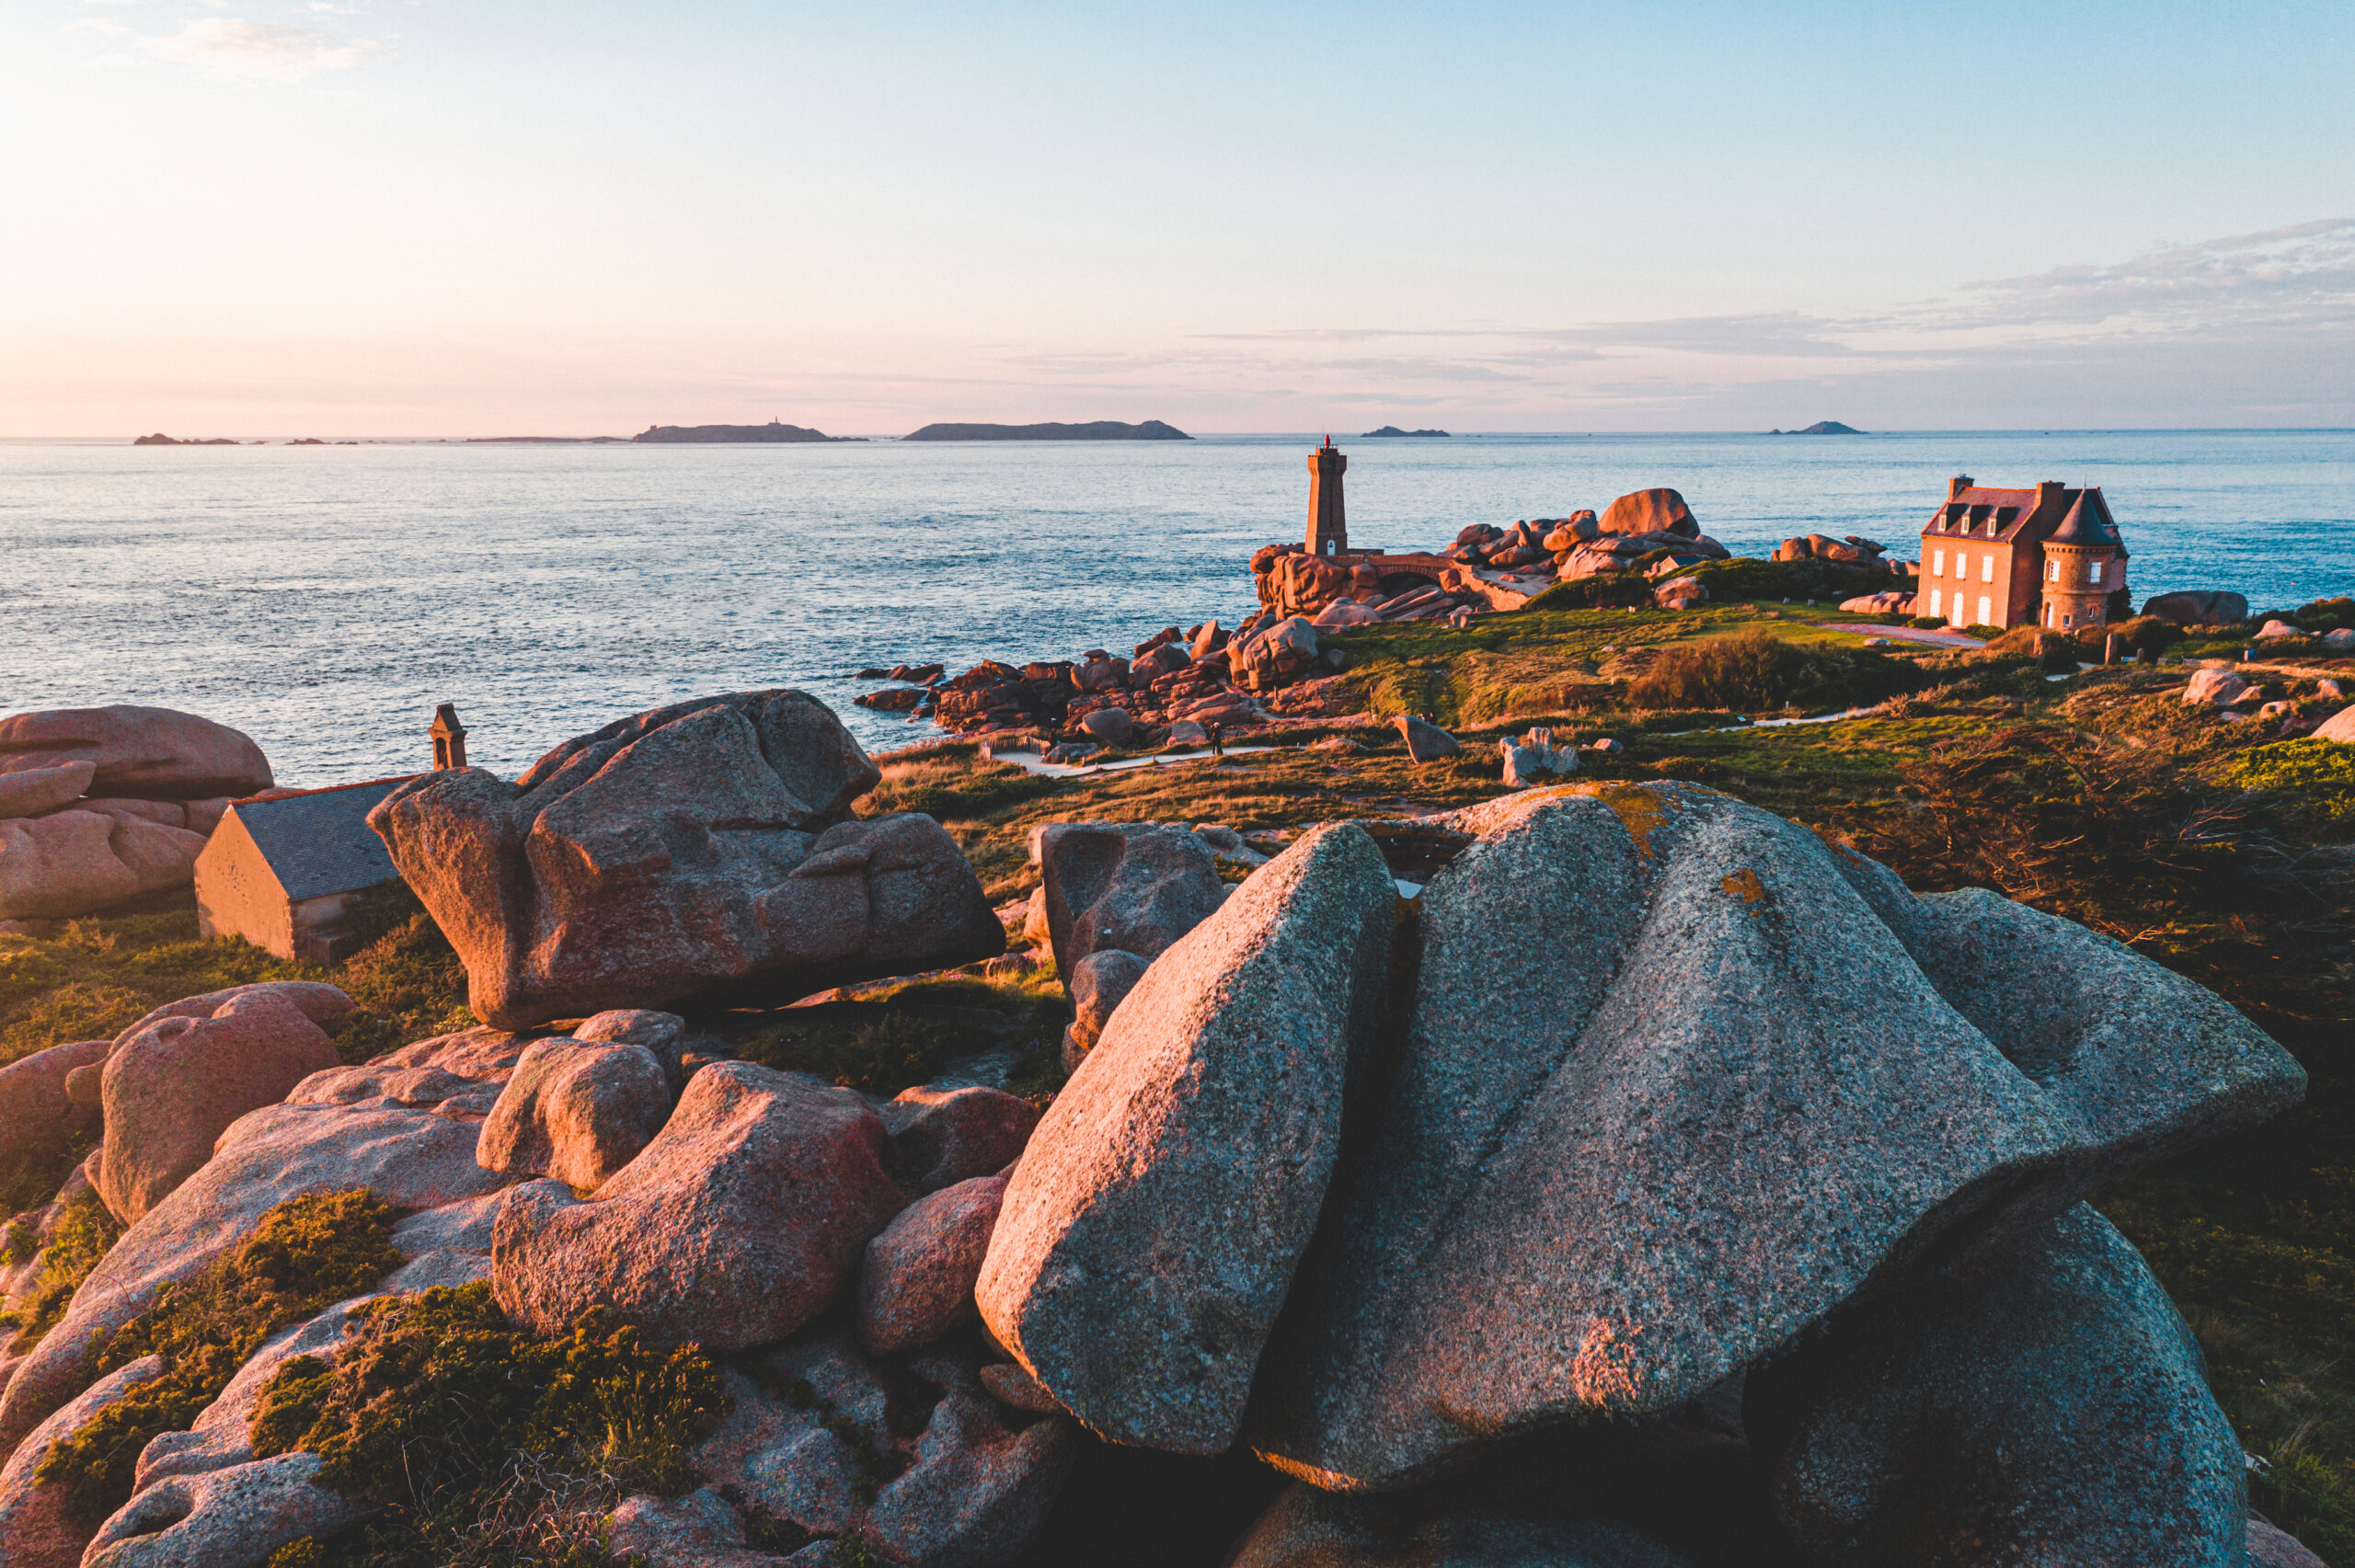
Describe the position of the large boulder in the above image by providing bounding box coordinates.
[490,1060,906,1352]
[0,1038,108,1193]
[474,1036,670,1190]
[369,690,1004,1027]
[81,1451,355,1568]
[0,1027,518,1466]
[2142,589,2250,626]
[1033,821,1226,979]
[0,810,209,920]
[978,823,1398,1454]
[858,1173,1005,1356]
[691,1324,1078,1568]
[2312,704,2355,745]
[1596,489,1698,539]
[2182,668,2247,706]
[1396,715,1460,761]
[96,986,348,1224]
[1244,784,2302,1491]
[0,707,270,802]
[1745,1205,2246,1566]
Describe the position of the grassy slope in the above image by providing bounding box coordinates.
[0,601,2346,1558]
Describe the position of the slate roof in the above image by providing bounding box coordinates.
[2048,490,2123,548]
[230,776,417,902]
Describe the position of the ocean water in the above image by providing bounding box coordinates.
[3,430,2349,787]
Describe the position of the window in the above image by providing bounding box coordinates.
[1979,595,1993,626]
[2087,558,2102,585]
[2062,612,2074,628]
[1933,549,1945,577]
[1955,553,1967,579]
[1981,554,1995,583]
[2049,558,2060,582]
[1929,588,1942,615]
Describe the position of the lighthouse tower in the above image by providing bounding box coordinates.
[1307,437,1348,557]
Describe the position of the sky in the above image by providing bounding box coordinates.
[3,1,2351,435]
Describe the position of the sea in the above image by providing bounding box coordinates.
[4,430,2350,786]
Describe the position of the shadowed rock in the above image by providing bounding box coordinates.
[1033,821,1226,979]
[1228,1483,1700,1568]
[370,690,1003,1028]
[978,822,1398,1455]
[491,1061,906,1352]
[860,1174,1005,1356]
[1745,1204,2246,1567]
[1244,784,2302,1492]
[1062,947,1149,1068]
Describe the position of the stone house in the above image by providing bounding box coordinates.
[1916,476,2129,631]
[194,776,415,961]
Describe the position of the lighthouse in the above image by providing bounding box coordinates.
[1307,437,1348,557]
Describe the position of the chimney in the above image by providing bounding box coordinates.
[430,704,468,771]
[1948,475,1972,499]
[2036,480,2067,516]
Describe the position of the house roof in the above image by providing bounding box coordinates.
[228,775,418,902]
[2048,489,2122,549]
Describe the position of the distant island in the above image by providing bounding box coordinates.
[467,436,628,445]
[1770,420,1865,435]
[631,421,863,443]
[132,433,241,446]
[1362,426,1451,438]
[902,420,1191,441]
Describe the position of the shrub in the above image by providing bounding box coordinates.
[1626,630,1921,715]
[1908,615,1948,629]
[35,1190,404,1522]
[2290,596,2355,633]
[856,757,1061,823]
[1982,626,2080,672]
[0,1191,122,1355]
[2229,739,2355,821]
[250,1281,725,1567]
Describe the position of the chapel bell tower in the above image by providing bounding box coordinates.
[1307,437,1348,556]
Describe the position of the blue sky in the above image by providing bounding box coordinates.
[4,1,2350,433]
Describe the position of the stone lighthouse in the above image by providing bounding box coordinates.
[1307,437,1348,557]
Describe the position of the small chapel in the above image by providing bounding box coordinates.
[1916,475,2130,632]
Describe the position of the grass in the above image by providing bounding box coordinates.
[0,879,471,1074]
[36,1189,407,1522]
[0,1191,122,1356]
[251,1280,727,1568]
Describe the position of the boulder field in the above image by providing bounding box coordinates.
[0,688,2320,1567]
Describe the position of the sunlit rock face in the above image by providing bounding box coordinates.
[977,782,2303,1497]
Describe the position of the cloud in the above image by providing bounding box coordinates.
[138,17,378,82]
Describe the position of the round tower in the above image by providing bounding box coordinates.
[2039,495,2122,631]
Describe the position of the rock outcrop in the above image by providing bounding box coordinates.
[1229,1483,1700,1568]
[0,761,97,820]
[0,810,211,921]
[2142,589,2250,626]
[96,985,348,1224]
[0,1038,108,1192]
[1596,489,1699,539]
[1238,784,2300,1491]
[879,1085,1039,1196]
[859,1173,1005,1356]
[1746,1205,2246,1566]
[370,691,1004,1027]
[1033,821,1226,979]
[491,1061,907,1351]
[978,823,1399,1454]
[1063,947,1149,1067]
[0,706,271,800]
[1395,715,1460,761]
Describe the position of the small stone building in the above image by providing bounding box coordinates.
[194,776,415,961]
[1916,476,2129,632]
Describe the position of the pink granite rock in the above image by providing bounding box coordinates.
[476,1036,669,1190]
[0,706,271,801]
[0,1038,108,1190]
[859,1175,1004,1356]
[0,1354,167,1568]
[881,1085,1039,1195]
[491,1061,906,1351]
[0,761,95,819]
[371,691,1004,1028]
[96,988,344,1224]
[0,810,207,920]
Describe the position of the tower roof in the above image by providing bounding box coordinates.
[2047,490,2120,548]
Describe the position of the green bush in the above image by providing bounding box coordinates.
[1908,615,1948,629]
[251,1281,725,1568]
[1626,630,1923,715]
[35,1191,403,1522]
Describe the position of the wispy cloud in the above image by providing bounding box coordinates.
[138,17,378,83]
